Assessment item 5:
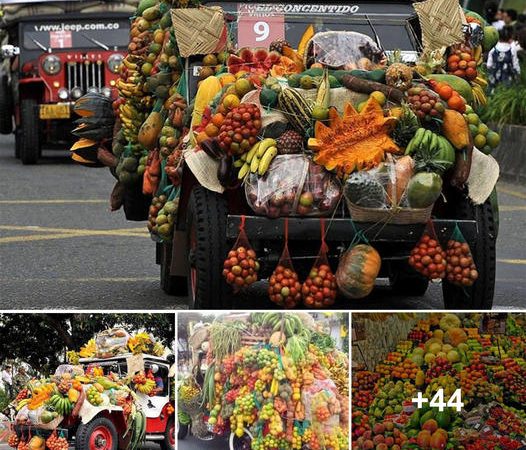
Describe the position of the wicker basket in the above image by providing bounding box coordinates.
[347,201,433,225]
[241,334,269,347]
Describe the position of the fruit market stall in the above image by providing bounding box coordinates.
[177,312,349,449]
[73,0,502,307]
[352,313,526,449]
[6,329,174,450]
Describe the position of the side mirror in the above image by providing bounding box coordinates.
[1,44,20,58]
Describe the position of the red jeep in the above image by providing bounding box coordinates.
[0,1,131,164]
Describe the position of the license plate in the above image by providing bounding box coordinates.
[39,104,70,119]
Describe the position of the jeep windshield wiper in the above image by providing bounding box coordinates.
[30,36,50,53]
[81,33,109,51]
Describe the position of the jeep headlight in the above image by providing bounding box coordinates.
[107,54,123,74]
[41,55,61,75]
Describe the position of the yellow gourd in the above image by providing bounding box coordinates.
[442,109,470,150]
[29,436,45,450]
[138,110,163,150]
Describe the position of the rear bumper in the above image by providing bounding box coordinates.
[226,215,478,247]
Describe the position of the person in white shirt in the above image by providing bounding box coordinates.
[487,26,521,90]
[1,365,13,399]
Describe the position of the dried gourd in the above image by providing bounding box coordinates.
[308,98,400,177]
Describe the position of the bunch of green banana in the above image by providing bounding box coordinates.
[48,393,73,416]
[471,81,487,107]
[406,128,455,173]
[235,138,278,179]
[257,312,308,338]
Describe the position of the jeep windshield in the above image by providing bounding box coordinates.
[21,18,129,51]
[206,1,420,54]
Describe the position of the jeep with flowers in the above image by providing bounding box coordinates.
[0,0,134,164]
[73,0,500,309]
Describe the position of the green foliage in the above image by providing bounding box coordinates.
[481,84,526,126]
[0,388,9,411]
[0,314,175,374]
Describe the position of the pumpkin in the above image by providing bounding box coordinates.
[335,244,381,299]
[442,109,470,150]
[308,99,400,177]
[190,75,222,131]
[28,436,45,450]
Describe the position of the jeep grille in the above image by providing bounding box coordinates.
[66,60,105,94]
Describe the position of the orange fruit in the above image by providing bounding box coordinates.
[448,54,460,63]
[204,123,219,137]
[211,113,225,127]
[447,95,464,111]
[219,74,236,86]
[438,85,453,100]
[458,60,468,70]
[196,131,209,144]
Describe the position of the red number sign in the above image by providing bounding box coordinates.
[237,4,284,48]
[49,31,72,49]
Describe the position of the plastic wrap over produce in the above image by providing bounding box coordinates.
[307,31,385,69]
[302,379,341,429]
[94,328,130,357]
[245,155,341,217]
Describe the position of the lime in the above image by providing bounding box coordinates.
[465,105,474,114]
[481,145,492,155]
[468,124,479,137]
[473,134,486,148]
[299,75,314,89]
[466,113,480,125]
[486,130,500,148]
[235,78,253,97]
[370,91,387,106]
[478,123,489,136]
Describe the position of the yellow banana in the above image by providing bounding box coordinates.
[257,146,278,176]
[256,138,277,158]
[473,45,482,62]
[245,143,259,163]
[237,162,250,180]
[250,154,260,173]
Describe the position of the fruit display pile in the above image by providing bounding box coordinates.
[352,313,526,449]
[8,330,172,448]
[179,312,349,450]
[74,0,503,302]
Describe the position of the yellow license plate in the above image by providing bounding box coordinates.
[39,104,71,119]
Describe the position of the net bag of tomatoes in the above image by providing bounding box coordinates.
[46,431,68,450]
[445,224,479,287]
[408,220,447,280]
[268,219,302,308]
[222,215,260,292]
[302,218,338,308]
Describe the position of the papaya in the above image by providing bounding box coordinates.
[28,436,45,450]
[409,409,421,429]
[442,109,471,150]
[482,26,499,52]
[436,409,451,429]
[464,9,487,26]
[136,0,156,16]
[138,111,163,150]
[68,388,80,403]
[419,410,436,428]
[426,74,473,103]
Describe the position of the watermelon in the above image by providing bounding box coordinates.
[483,26,499,52]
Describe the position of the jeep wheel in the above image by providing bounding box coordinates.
[75,417,118,450]
[389,261,429,296]
[160,417,175,450]
[186,186,231,309]
[19,98,40,165]
[0,74,13,134]
[160,242,187,296]
[442,195,496,309]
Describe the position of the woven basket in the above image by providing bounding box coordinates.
[241,334,268,347]
[347,201,433,225]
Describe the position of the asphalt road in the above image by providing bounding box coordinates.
[0,134,524,309]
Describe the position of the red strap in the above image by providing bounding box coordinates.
[239,215,246,232]
[320,218,329,253]
[284,218,289,245]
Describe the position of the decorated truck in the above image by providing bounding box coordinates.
[72,0,501,309]
[7,331,175,450]
[0,0,136,164]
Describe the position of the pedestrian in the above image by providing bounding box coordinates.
[485,2,505,30]
[13,366,29,392]
[148,365,164,396]
[487,26,521,90]
[1,365,13,399]
[503,9,518,27]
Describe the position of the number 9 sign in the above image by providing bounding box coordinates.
[237,10,284,48]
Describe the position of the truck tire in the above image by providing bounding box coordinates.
[19,98,40,165]
[15,130,21,158]
[0,74,13,134]
[160,417,175,450]
[160,242,187,296]
[186,186,231,309]
[390,262,429,296]
[75,417,118,450]
[442,196,496,309]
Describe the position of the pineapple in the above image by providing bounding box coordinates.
[392,106,419,147]
[386,49,413,91]
[269,39,291,54]
[276,130,304,154]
